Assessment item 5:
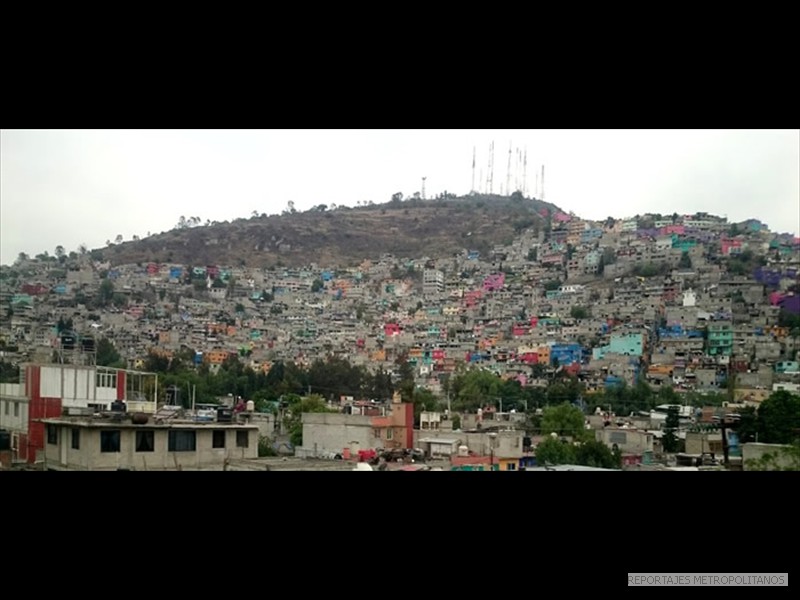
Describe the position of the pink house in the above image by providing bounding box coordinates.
[384,323,401,336]
[483,273,505,292]
[432,349,446,361]
[512,324,529,337]
[661,225,685,235]
[463,290,483,307]
[720,238,743,256]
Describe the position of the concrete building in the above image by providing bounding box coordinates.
[297,393,413,458]
[596,427,654,455]
[423,269,445,298]
[41,414,259,470]
[0,362,158,464]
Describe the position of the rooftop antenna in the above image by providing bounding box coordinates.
[421,176,427,200]
[471,147,476,194]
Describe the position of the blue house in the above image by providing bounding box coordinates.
[550,343,582,366]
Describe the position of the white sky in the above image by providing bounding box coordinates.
[1,129,798,265]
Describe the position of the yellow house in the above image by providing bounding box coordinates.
[536,346,551,364]
[497,458,520,471]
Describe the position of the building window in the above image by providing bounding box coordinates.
[14,402,19,417]
[213,430,226,449]
[136,430,155,452]
[386,428,393,440]
[168,430,196,452]
[507,462,516,471]
[96,372,117,388]
[71,428,80,450]
[100,430,121,452]
[236,430,249,448]
[3,401,7,415]
[47,425,58,445]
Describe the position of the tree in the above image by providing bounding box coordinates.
[55,245,66,261]
[284,394,335,447]
[0,360,20,384]
[678,251,692,269]
[756,391,800,444]
[662,406,680,452]
[570,306,590,320]
[96,338,123,367]
[575,440,621,469]
[535,436,576,465]
[311,278,324,293]
[395,357,416,403]
[450,369,501,412]
[541,402,589,440]
[411,388,439,424]
[115,234,123,245]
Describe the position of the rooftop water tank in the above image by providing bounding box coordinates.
[458,444,469,457]
[246,400,255,412]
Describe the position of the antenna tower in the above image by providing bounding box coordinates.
[506,142,512,197]
[488,141,495,194]
[421,176,427,200]
[471,147,476,194]
[523,148,528,196]
[541,165,545,201]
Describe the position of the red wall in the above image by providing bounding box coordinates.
[117,370,126,401]
[405,403,414,449]
[25,366,63,463]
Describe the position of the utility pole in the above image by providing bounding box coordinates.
[422,176,427,200]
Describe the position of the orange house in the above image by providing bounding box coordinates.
[206,349,233,365]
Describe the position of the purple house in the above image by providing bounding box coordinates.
[779,294,800,316]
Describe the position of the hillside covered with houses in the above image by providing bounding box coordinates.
[2,197,799,470]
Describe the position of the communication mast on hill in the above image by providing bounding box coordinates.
[471,147,476,194]
[421,176,427,200]
[487,141,495,195]
[506,141,512,197]
[541,165,545,201]
[523,148,528,196]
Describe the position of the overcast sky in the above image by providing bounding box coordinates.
[1,129,798,265]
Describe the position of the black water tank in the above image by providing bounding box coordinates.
[61,333,76,350]
[217,407,233,422]
[0,430,10,451]
[111,400,127,412]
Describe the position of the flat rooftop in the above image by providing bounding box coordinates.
[41,416,258,429]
